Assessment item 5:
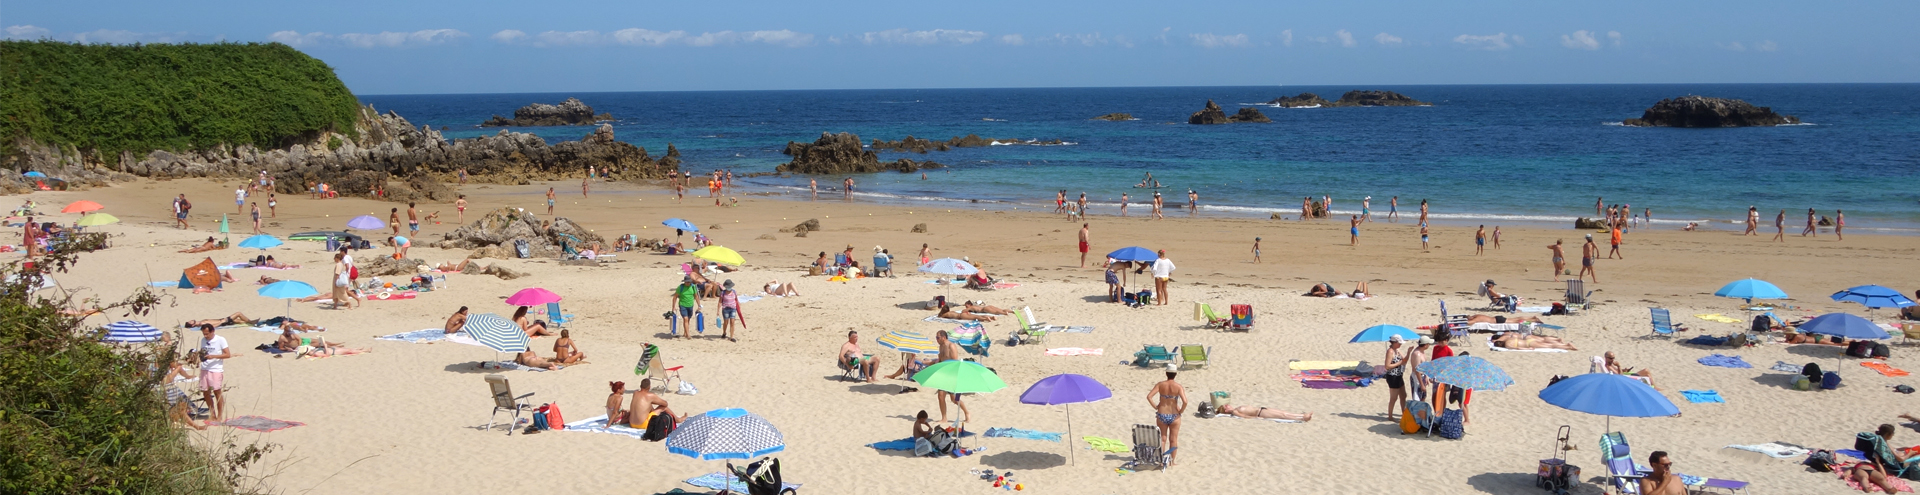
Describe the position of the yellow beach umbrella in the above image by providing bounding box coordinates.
[690,245,745,266]
[75,213,120,227]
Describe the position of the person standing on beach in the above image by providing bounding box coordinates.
[1835,210,1845,241]
[1324,195,1333,216]
[1802,208,1817,237]
[197,323,232,422]
[1622,204,1633,232]
[1119,193,1129,217]
[1388,196,1399,222]
[267,194,277,218]
[1492,226,1502,249]
[1152,191,1164,220]
[582,175,590,198]
[1078,224,1090,268]
[1608,225,1624,259]
[234,185,247,214]
[1547,240,1567,281]
[1300,197,1311,221]
[387,208,401,235]
[1579,235,1599,283]
[919,243,932,266]
[1420,224,1430,252]
[1055,190,1066,214]
[844,177,855,197]
[1418,200,1429,227]
[249,203,261,234]
[455,195,468,223]
[1187,189,1198,212]
[1595,197,1604,219]
[809,179,817,200]
[1349,215,1361,246]
[1772,209,1785,242]
[1252,237,1262,264]
[407,202,420,237]
[1362,196,1372,222]
[1381,335,1409,419]
[458,168,467,185]
[1077,192,1088,216]
[1744,206,1758,235]
[935,330,965,423]
[542,188,555,215]
[1151,250,1175,306]
[1147,364,1187,466]
[1474,225,1486,255]
[174,194,190,230]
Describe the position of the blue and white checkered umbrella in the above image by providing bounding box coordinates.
[462,313,528,353]
[101,320,162,343]
[666,408,786,461]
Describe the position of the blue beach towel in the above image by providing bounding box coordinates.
[1058,326,1095,334]
[1684,335,1729,346]
[1697,354,1752,368]
[685,472,801,494]
[376,328,452,343]
[1769,361,1804,373]
[869,431,977,451]
[984,427,1063,442]
[149,280,180,288]
[561,415,649,439]
[1681,390,1725,404]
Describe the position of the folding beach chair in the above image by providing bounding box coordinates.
[1440,300,1471,339]
[1177,344,1210,370]
[872,255,894,278]
[836,354,865,382]
[1566,280,1593,311]
[1134,345,1175,367]
[1649,308,1685,338]
[1599,432,1648,494]
[1195,303,1231,329]
[485,374,537,436]
[638,344,685,391]
[1123,424,1166,471]
[546,302,574,328]
[1227,304,1253,332]
[1015,307,1049,344]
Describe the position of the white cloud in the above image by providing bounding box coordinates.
[1154,27,1170,45]
[3,25,52,40]
[1374,32,1403,46]
[1512,35,1525,46]
[1561,30,1600,50]
[998,34,1025,45]
[1336,29,1356,47]
[1718,41,1746,51]
[490,29,526,43]
[1453,32,1511,51]
[1757,40,1778,52]
[1189,33,1250,48]
[1037,33,1111,47]
[860,29,987,45]
[335,29,467,48]
[268,30,328,47]
[1607,31,1622,47]
[1280,29,1292,47]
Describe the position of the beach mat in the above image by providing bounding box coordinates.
[684,472,802,494]
[1697,354,1752,368]
[984,427,1063,442]
[1057,326,1094,334]
[923,315,972,324]
[377,328,453,343]
[1082,436,1130,453]
[1681,389,1725,403]
[1208,414,1303,424]
[1723,443,1810,459]
[561,415,646,439]
[1485,340,1569,352]
[216,415,304,432]
[1302,380,1361,390]
[1863,361,1911,377]
[1287,360,1360,371]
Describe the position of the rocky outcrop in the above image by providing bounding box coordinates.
[1331,90,1429,107]
[480,97,612,127]
[1574,218,1606,230]
[1189,100,1269,124]
[360,256,429,277]
[775,132,946,174]
[4,107,677,200]
[435,207,605,259]
[780,219,820,233]
[1091,113,1134,121]
[1266,93,1332,108]
[869,134,1066,153]
[1622,96,1801,128]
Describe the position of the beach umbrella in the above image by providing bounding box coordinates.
[1713,278,1788,304]
[1106,246,1157,262]
[237,234,283,251]
[22,171,46,178]
[1418,356,1514,391]
[917,258,979,276]
[462,313,529,367]
[691,245,745,266]
[345,215,385,230]
[665,408,786,460]
[662,218,700,232]
[60,200,103,213]
[912,360,1007,394]
[1800,312,1892,372]
[505,287,563,306]
[74,213,119,227]
[1831,285,1916,310]
[1019,373,1112,465]
[257,280,318,320]
[1350,324,1420,344]
[877,330,939,355]
[1539,373,1679,433]
[101,320,163,343]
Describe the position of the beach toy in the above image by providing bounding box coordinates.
[1015,484,1023,491]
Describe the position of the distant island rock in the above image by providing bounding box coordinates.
[776,132,945,174]
[869,134,1067,153]
[1189,100,1270,124]
[1091,113,1135,121]
[480,97,613,127]
[1266,90,1430,108]
[1621,96,1801,128]
[1265,93,1332,108]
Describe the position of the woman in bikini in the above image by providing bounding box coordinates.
[1216,402,1312,421]
[185,312,255,328]
[961,301,1015,316]
[512,306,554,337]
[1383,335,1409,419]
[1147,364,1187,466]
[764,280,801,297]
[936,302,995,322]
[553,329,587,364]
[606,381,629,424]
[1492,331,1578,351]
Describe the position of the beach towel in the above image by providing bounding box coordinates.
[1517,306,1552,313]
[377,329,454,343]
[870,430,978,451]
[1769,361,1805,373]
[736,295,763,303]
[984,427,1063,442]
[923,315,971,324]
[1684,335,1728,346]
[1302,380,1361,389]
[1287,360,1360,371]
[493,361,556,372]
[1470,322,1521,332]
[1838,462,1917,492]
[684,472,802,494]
[1485,340,1570,352]
[1698,354,1753,369]
[1724,443,1810,459]
[249,325,285,333]
[1043,347,1103,356]
[1209,413,1303,424]
[562,415,648,439]
[1082,436,1130,453]
[1681,389,1725,403]
[442,333,491,348]
[991,282,1021,289]
[1695,313,1742,323]
[215,416,304,432]
[148,280,179,288]
[1058,326,1095,334]
[365,291,417,301]
[1864,361,1912,377]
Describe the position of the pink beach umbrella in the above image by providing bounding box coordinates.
[505,287,563,306]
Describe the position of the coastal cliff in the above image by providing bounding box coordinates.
[1622,96,1801,127]
[480,97,613,127]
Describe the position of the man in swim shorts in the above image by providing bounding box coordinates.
[1078,223,1090,268]
[1580,235,1598,283]
[407,202,420,235]
[1349,215,1360,246]
[1548,239,1566,281]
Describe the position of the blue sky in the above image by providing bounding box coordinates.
[7,0,1919,94]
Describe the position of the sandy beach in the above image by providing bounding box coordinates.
[14,177,1920,494]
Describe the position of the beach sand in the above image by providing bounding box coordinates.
[14,177,1920,494]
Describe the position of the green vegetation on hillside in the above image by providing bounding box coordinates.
[0,40,360,164]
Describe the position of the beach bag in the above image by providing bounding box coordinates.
[1751,314,1773,333]
[1803,363,1824,381]
[641,413,676,441]
[514,239,531,259]
[929,427,957,455]
[1793,376,1813,391]
[1402,400,1433,434]
[531,404,551,430]
[348,264,359,280]
[1548,302,1568,316]
[1822,371,1843,390]
[1805,449,1837,472]
[677,380,698,396]
[542,402,565,430]
[1434,409,1466,439]
[1875,343,1892,359]
[1849,340,1876,358]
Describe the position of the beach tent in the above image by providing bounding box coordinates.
[177,258,223,290]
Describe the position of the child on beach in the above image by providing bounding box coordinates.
[1420,224,1430,252]
[1252,237,1262,263]
[1474,225,1485,255]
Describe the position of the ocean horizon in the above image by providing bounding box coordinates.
[359,83,1920,233]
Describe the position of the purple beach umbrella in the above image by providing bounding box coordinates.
[1019,374,1112,465]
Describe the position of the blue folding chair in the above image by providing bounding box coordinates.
[1649,308,1684,337]
[547,302,575,328]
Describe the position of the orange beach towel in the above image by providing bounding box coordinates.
[1862,361,1910,377]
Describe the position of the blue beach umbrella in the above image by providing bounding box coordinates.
[237,234,283,251]
[258,280,318,319]
[666,408,786,460]
[1105,246,1157,263]
[1018,373,1112,465]
[1539,373,1679,432]
[101,320,162,343]
[662,218,700,232]
[1418,356,1514,392]
[346,215,385,230]
[22,171,46,178]
[1799,313,1889,341]
[1831,285,1916,310]
[1350,324,1420,344]
[1713,278,1788,304]
[462,313,530,367]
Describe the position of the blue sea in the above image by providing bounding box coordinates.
[360,85,1920,233]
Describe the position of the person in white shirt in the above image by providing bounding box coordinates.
[235,187,247,214]
[1151,250,1176,306]
[198,323,233,422]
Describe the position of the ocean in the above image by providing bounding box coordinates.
[359,84,1920,233]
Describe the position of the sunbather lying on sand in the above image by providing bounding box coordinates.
[274,329,363,357]
[255,276,281,285]
[1492,331,1578,351]
[1466,314,1543,325]
[185,312,255,328]
[514,349,561,370]
[938,302,994,322]
[764,280,801,297]
[179,237,223,253]
[1781,330,1847,346]
[255,256,299,269]
[1306,282,1369,298]
[1217,402,1313,422]
[434,259,472,272]
[963,301,1014,315]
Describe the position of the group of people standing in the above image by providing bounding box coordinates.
[1745,206,1844,241]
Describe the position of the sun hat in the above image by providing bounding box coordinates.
[1418,336,1435,345]
[1165,363,1178,373]
[722,279,735,289]
[1388,334,1405,343]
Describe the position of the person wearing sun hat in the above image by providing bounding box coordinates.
[1149,362,1188,465]
[669,275,701,340]
[717,279,745,342]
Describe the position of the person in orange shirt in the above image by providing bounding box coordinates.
[1608,226,1624,260]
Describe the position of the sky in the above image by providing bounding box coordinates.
[6,0,1920,95]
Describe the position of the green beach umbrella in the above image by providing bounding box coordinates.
[911,360,1007,394]
[75,213,119,227]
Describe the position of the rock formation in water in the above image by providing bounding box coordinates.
[1091,113,1135,121]
[1266,93,1333,108]
[436,207,604,260]
[480,97,613,127]
[1330,90,1429,107]
[1621,96,1801,128]
[775,132,946,174]
[869,134,1066,153]
[1189,100,1270,124]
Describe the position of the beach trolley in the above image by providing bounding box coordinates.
[1227,304,1254,332]
[1536,425,1580,494]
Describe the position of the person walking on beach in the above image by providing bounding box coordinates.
[1187,189,1197,212]
[197,323,232,422]
[1119,193,1129,216]
[1388,196,1399,222]
[1802,208,1817,237]
[1744,206,1758,235]
[1147,364,1187,466]
[1078,223,1091,268]
[1836,210,1845,241]
[1362,196,1372,222]
[919,243,932,266]
[1608,225,1624,259]
[1077,192,1087,216]
[173,194,190,230]
[456,195,468,223]
[1349,215,1361,246]
[1382,335,1409,419]
[1474,225,1486,255]
[935,330,966,423]
[1547,240,1567,281]
[670,276,702,340]
[387,208,401,235]
[249,203,261,234]
[546,188,557,215]
[1418,199,1429,227]
[1252,237,1262,263]
[1773,209,1786,242]
[1300,197,1311,221]
[1492,226,1502,249]
[1151,250,1175,305]
[1580,235,1599,283]
[458,168,467,185]
[1420,224,1430,252]
[234,185,247,214]
[1152,191,1164,220]
[267,194,277,218]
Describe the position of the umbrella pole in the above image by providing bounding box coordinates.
[1067,404,1075,466]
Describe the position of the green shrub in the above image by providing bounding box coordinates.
[0,41,361,165]
[327,136,343,151]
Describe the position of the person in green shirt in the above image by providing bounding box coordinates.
[670,276,702,339]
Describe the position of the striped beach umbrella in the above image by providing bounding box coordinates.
[666,408,786,461]
[101,321,163,343]
[462,313,529,354]
[877,330,939,355]
[1417,355,1515,391]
